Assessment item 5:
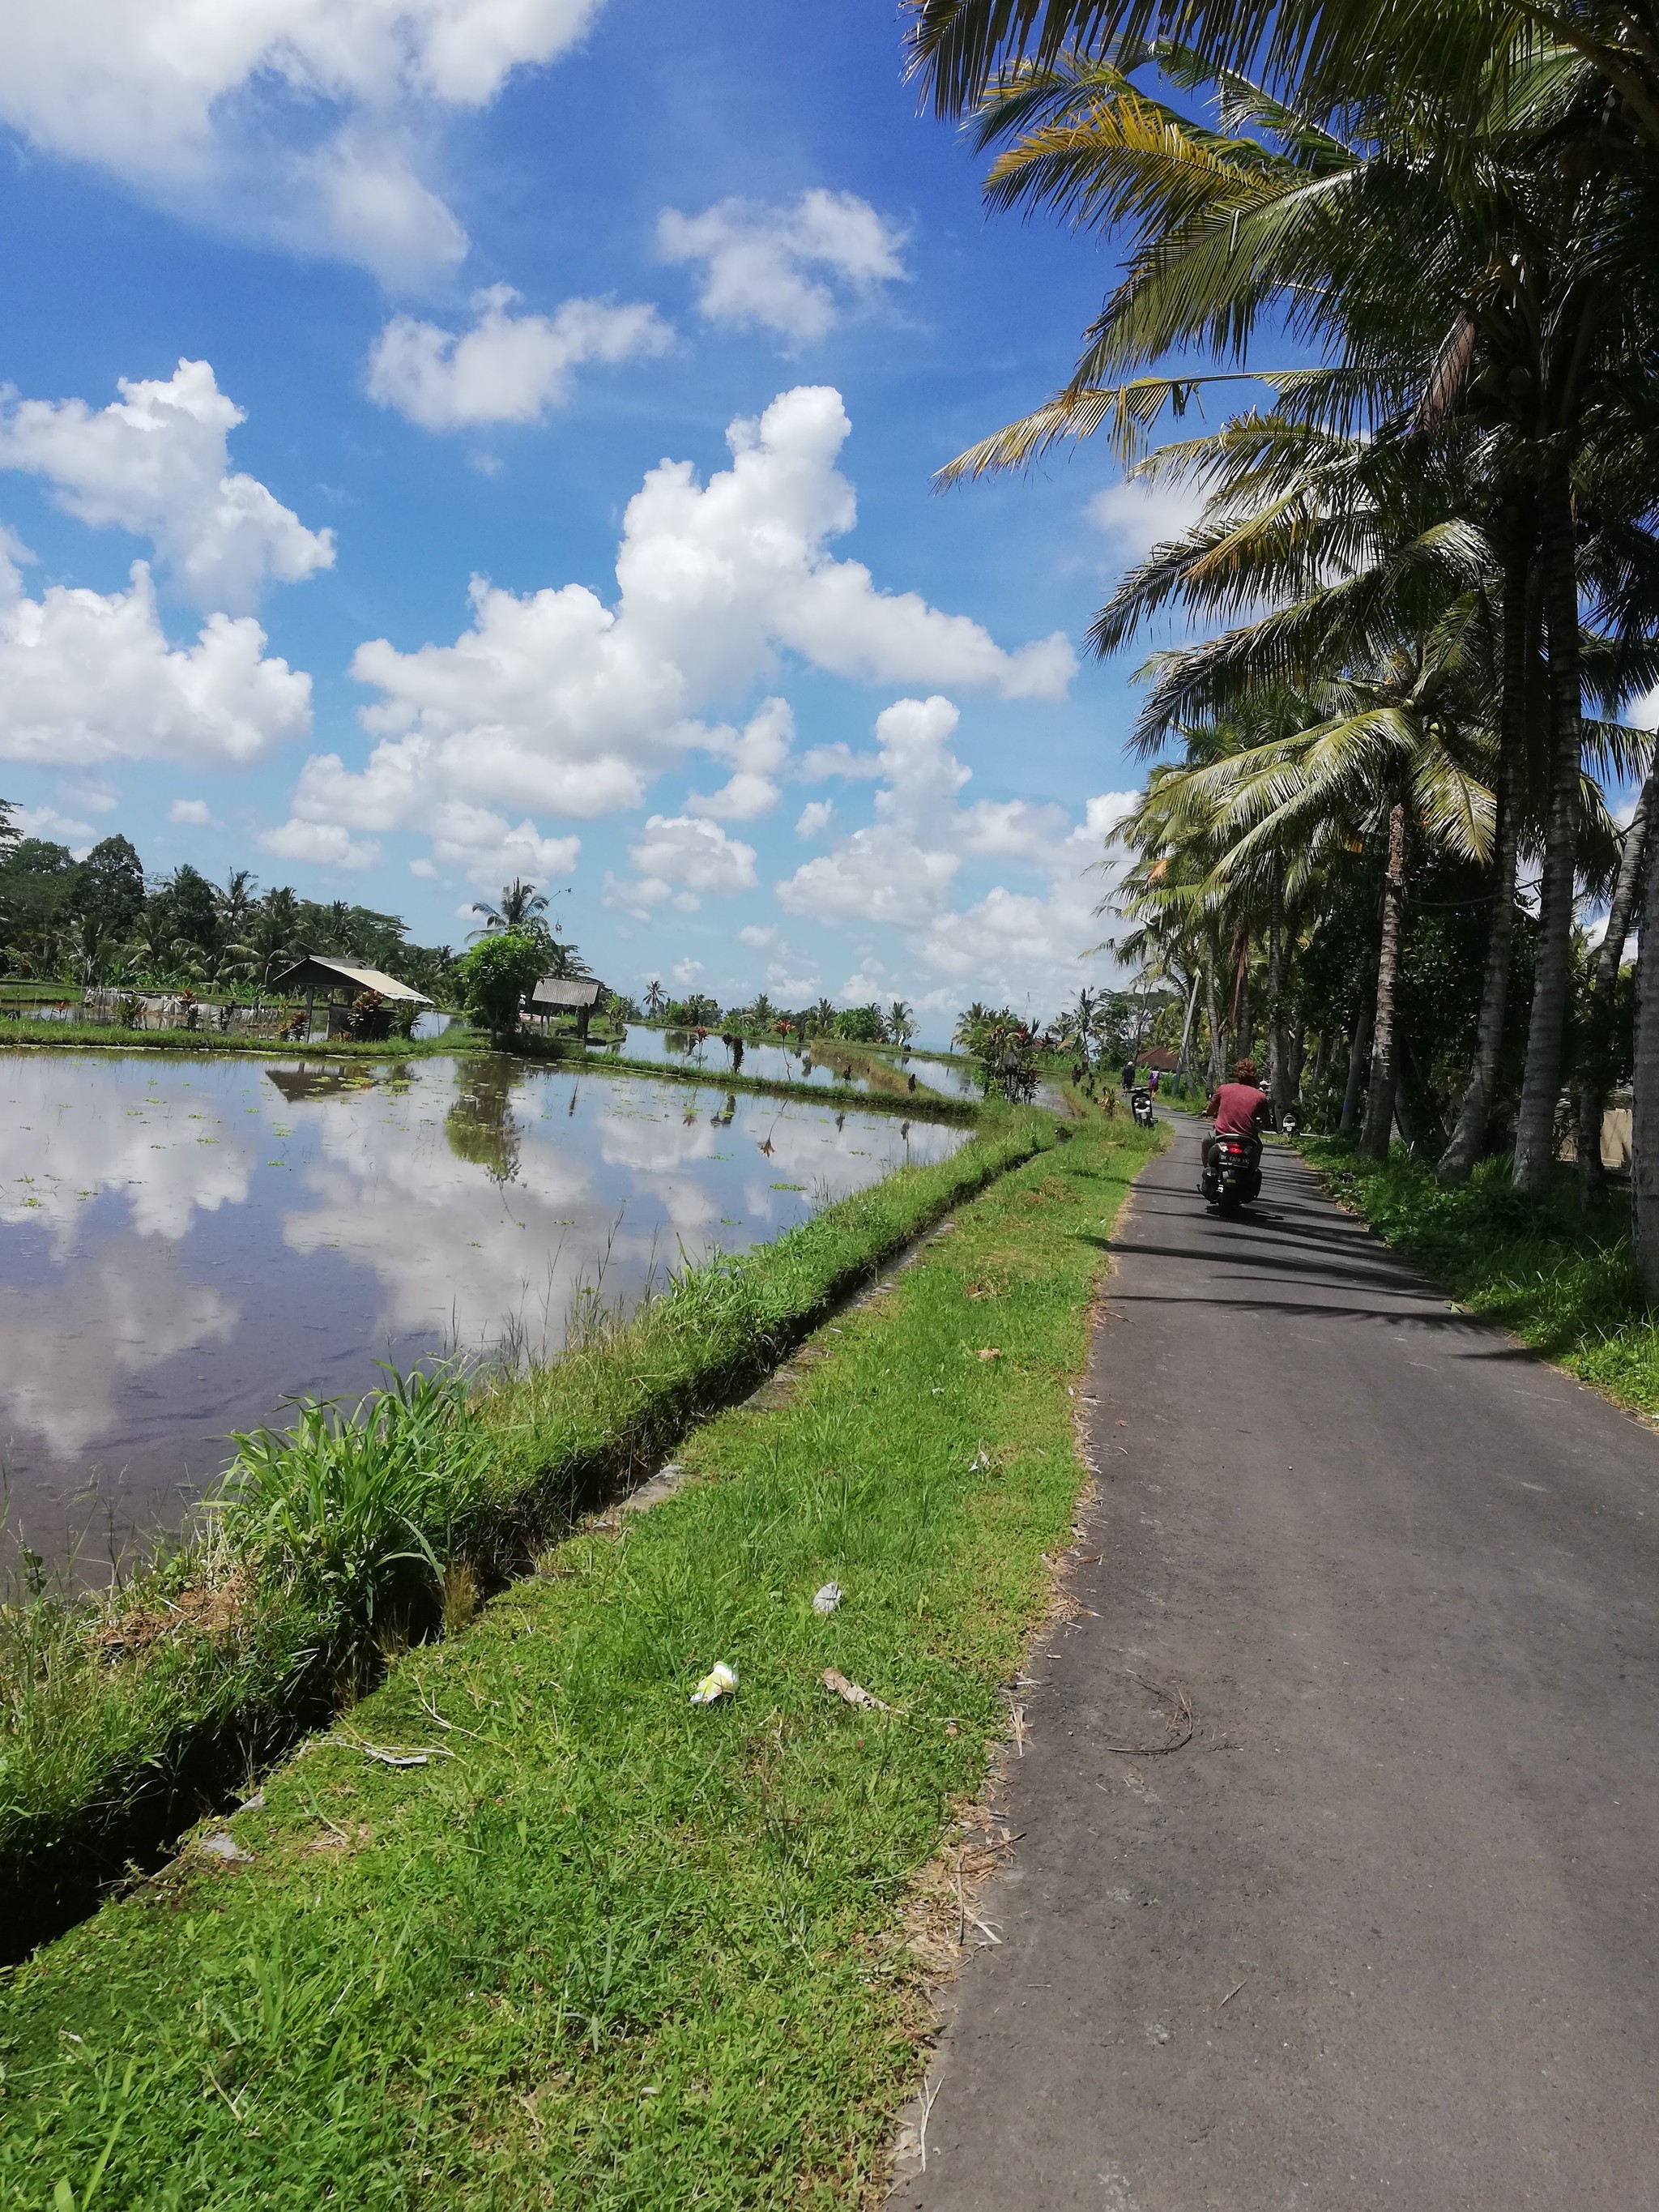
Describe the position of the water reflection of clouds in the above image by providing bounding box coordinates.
[0,1245,236,1460]
[0,1061,256,1248]
[2,1053,966,1540]
[280,1061,610,1351]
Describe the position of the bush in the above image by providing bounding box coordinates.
[454,930,546,1043]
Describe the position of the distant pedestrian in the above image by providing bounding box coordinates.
[1149,1067,1162,1095]
[1122,1060,1137,1091]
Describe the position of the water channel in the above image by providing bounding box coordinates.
[0,1050,966,1561]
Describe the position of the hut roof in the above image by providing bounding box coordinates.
[529,976,603,1009]
[267,954,430,1004]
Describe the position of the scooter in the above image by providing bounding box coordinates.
[1200,1131,1263,1215]
[1279,1103,1302,1138]
[1130,1084,1155,1129]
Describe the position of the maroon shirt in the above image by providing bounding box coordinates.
[1207,1082,1270,1135]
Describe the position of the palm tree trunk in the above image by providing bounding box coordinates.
[1512,460,1584,1194]
[1360,802,1408,1159]
[1231,939,1252,1067]
[1175,969,1200,1079]
[1438,524,1529,1182]
[1266,867,1290,1112]
[1204,953,1224,1089]
[1340,990,1374,1134]
[1577,767,1655,1207]
[1631,826,1659,1297]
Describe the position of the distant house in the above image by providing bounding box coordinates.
[1143,1046,1181,1073]
[267,954,431,1040]
[528,975,605,1038]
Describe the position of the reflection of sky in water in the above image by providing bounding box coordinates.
[0,1053,965,1555]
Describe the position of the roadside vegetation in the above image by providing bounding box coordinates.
[0,1106,1156,2207]
[0,1101,1064,1958]
[1305,1137,1659,1413]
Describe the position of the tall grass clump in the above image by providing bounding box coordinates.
[223,1369,488,1650]
[0,1104,1056,1957]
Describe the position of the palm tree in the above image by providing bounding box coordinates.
[59,910,123,990]
[885,998,916,1044]
[539,937,592,981]
[216,869,258,937]
[124,905,187,984]
[928,36,1658,1187]
[471,878,552,934]
[643,978,668,1019]
[908,0,1659,162]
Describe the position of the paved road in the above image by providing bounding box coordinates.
[894,1116,1659,2210]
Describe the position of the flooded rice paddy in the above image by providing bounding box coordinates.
[0,1050,966,1560]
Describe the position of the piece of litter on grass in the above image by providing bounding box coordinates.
[977,1347,1002,1361]
[812,1582,843,1615]
[823,1667,889,1711]
[691,1660,739,1706]
[238,1791,265,1813]
[198,1832,252,1864]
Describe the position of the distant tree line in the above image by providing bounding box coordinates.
[641,981,919,1045]
[0,800,457,1000]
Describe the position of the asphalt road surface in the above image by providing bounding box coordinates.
[893,1114,1659,2210]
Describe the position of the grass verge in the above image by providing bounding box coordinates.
[0,1111,1156,2208]
[1303,1138,1659,1411]
[0,1106,1039,1958]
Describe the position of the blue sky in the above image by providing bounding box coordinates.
[0,0,1201,1038]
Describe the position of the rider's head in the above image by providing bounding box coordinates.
[1234,1058,1259,1085]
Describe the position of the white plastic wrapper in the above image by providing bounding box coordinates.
[690,1660,740,1706]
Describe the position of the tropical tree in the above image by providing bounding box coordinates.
[454,930,547,1046]
[885,998,917,1044]
[215,868,258,939]
[643,977,668,1018]
[923,24,1659,1193]
[471,878,552,935]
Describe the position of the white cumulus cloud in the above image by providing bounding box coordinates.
[366,286,672,430]
[0,0,607,281]
[658,189,907,345]
[278,385,1072,873]
[687,696,792,820]
[604,813,757,916]
[794,799,833,839]
[0,361,334,613]
[168,797,218,826]
[260,818,382,870]
[1086,474,1210,566]
[0,547,311,768]
[777,697,1136,1011]
[13,802,96,848]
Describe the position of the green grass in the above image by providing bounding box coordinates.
[0,1107,1043,1954]
[0,1110,1155,2207]
[1303,1138,1659,1411]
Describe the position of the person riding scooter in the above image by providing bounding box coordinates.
[1202,1058,1272,1188]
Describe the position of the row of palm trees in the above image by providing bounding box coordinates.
[638,982,919,1046]
[914,0,1659,1283]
